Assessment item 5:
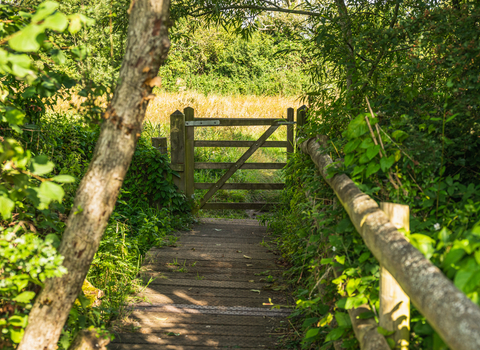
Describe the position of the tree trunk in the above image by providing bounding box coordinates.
[18,1,171,349]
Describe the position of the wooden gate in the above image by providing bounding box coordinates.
[169,106,306,211]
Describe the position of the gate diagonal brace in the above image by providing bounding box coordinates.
[198,123,280,209]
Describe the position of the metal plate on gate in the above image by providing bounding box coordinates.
[185,120,220,126]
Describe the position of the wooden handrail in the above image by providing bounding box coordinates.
[299,136,480,350]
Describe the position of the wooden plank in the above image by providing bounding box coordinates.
[201,203,281,211]
[170,111,185,192]
[287,108,294,156]
[194,140,287,148]
[192,118,286,126]
[110,333,277,347]
[195,162,286,170]
[184,107,195,200]
[194,183,284,190]
[198,124,279,209]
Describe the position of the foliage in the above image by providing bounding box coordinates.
[0,230,66,348]
[159,20,308,96]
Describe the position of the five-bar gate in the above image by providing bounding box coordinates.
[169,107,306,211]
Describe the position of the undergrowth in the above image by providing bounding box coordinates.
[0,112,192,349]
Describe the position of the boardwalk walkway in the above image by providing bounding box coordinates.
[110,218,292,350]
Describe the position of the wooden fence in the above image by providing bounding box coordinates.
[299,136,480,350]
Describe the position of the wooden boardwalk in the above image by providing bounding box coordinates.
[109,218,292,350]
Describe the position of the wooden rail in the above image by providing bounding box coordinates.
[299,136,480,350]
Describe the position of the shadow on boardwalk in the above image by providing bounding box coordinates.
[109,218,292,350]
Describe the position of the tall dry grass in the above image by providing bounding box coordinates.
[145,90,302,123]
[145,90,303,142]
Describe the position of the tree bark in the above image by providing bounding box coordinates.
[298,137,480,350]
[18,1,171,349]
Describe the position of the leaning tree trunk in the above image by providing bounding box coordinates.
[18,1,171,349]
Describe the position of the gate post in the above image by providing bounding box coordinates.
[379,202,410,350]
[296,105,307,144]
[287,108,294,158]
[170,110,185,192]
[184,107,195,202]
[151,137,167,154]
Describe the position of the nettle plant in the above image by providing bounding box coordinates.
[1,2,92,347]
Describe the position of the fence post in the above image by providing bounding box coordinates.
[151,137,167,154]
[184,107,195,202]
[296,105,307,143]
[170,110,185,193]
[379,202,410,350]
[287,108,294,158]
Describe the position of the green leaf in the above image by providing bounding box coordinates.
[0,196,15,219]
[305,328,320,339]
[347,114,369,139]
[358,252,371,263]
[336,298,347,309]
[365,162,380,178]
[357,311,375,319]
[9,54,33,77]
[43,12,68,32]
[380,156,395,172]
[358,153,371,164]
[443,249,465,268]
[344,139,361,154]
[12,291,36,303]
[335,312,351,328]
[352,165,365,176]
[10,327,24,343]
[346,278,359,296]
[344,154,354,167]
[5,109,25,126]
[377,326,395,336]
[31,155,54,175]
[445,113,459,124]
[360,138,374,149]
[318,313,333,327]
[68,14,95,34]
[9,24,45,52]
[32,1,59,23]
[8,315,28,328]
[39,181,65,203]
[335,255,345,265]
[325,327,345,342]
[409,234,435,260]
[454,267,480,293]
[386,337,396,349]
[366,145,381,160]
[392,130,409,143]
[45,233,61,248]
[52,175,75,183]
